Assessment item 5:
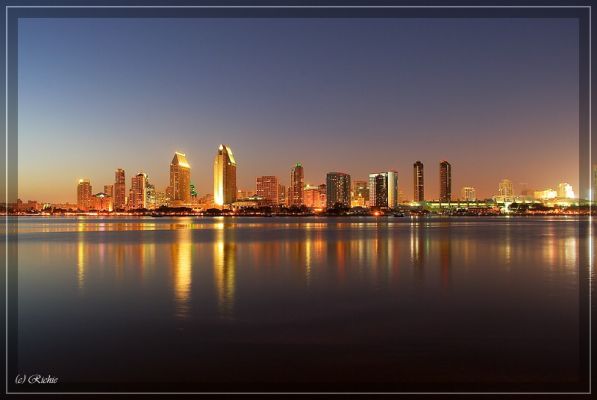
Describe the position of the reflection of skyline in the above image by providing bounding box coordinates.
[213,223,236,317]
[171,228,193,319]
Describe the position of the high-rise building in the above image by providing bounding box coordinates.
[278,183,286,206]
[256,176,280,204]
[77,179,92,210]
[439,161,451,202]
[93,192,113,212]
[190,183,198,201]
[557,183,575,199]
[114,168,126,210]
[290,162,304,206]
[304,184,326,209]
[170,152,191,205]
[498,179,513,198]
[461,186,476,202]
[368,171,398,208]
[413,161,424,202]
[213,145,237,206]
[351,180,369,207]
[146,181,156,209]
[326,172,351,208]
[104,184,114,198]
[130,173,147,209]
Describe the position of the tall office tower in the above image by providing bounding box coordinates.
[278,183,286,205]
[290,162,304,206]
[103,184,114,198]
[256,176,280,204]
[146,181,156,209]
[304,184,326,208]
[439,161,452,202]
[213,145,237,206]
[368,172,398,208]
[326,172,351,208]
[170,152,191,205]
[386,170,398,208]
[498,178,513,198]
[77,179,93,210]
[461,186,476,202]
[352,180,369,207]
[374,174,388,208]
[130,172,147,209]
[557,183,575,199]
[114,168,126,210]
[413,161,424,202]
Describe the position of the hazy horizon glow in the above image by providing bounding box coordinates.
[18,18,579,203]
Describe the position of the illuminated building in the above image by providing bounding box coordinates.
[130,172,147,209]
[236,189,254,200]
[104,184,113,198]
[278,183,286,205]
[114,168,126,210]
[413,161,424,202]
[213,144,237,206]
[170,152,191,205]
[326,172,351,208]
[534,189,558,200]
[557,183,575,199]
[290,162,304,206]
[368,171,398,208]
[304,184,326,208]
[461,186,476,202]
[256,176,280,204]
[499,179,513,197]
[76,179,92,211]
[146,181,156,209]
[439,161,451,202]
[351,180,369,207]
[190,183,198,201]
[154,191,170,208]
[92,192,113,211]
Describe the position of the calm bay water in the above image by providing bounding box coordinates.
[10,216,590,392]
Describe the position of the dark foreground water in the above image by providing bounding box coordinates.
[9,216,592,392]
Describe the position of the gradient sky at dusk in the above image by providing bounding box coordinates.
[18,18,579,203]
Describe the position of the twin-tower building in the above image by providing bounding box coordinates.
[169,144,237,207]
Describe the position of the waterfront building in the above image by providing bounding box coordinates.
[236,189,254,201]
[368,171,398,208]
[413,161,424,202]
[304,184,326,209]
[77,179,92,211]
[104,184,114,198]
[190,184,198,202]
[326,172,351,208]
[278,183,286,205]
[256,176,280,204]
[461,186,476,202]
[213,145,237,206]
[92,192,113,212]
[154,191,170,208]
[146,181,156,209]
[290,162,304,206]
[439,161,452,202]
[534,189,558,200]
[114,168,126,210]
[351,180,369,207]
[170,152,191,205]
[557,183,575,199]
[130,172,147,209]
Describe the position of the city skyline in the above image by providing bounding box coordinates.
[19,18,579,202]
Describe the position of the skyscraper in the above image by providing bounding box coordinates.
[413,161,424,202]
[256,176,280,204]
[290,162,304,206]
[103,184,114,198]
[130,173,147,209]
[304,184,326,209]
[170,152,191,205]
[461,186,476,202]
[368,172,398,208]
[77,179,92,211]
[213,144,237,206]
[326,172,351,208]
[439,161,452,202]
[351,180,369,207]
[114,168,126,210]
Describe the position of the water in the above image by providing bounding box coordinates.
[9,216,590,392]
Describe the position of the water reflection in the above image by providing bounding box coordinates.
[171,228,192,319]
[213,223,236,318]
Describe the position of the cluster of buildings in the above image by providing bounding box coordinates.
[7,144,586,214]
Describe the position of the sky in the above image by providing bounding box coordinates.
[18,17,579,203]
